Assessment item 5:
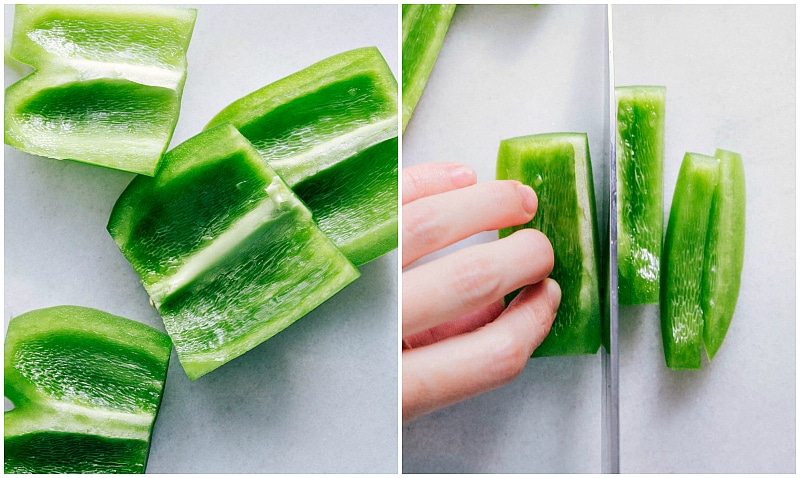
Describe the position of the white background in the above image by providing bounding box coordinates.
[402,4,795,473]
[4,4,398,473]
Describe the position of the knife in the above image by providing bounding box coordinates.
[601,3,620,474]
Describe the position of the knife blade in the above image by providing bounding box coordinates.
[601,3,620,474]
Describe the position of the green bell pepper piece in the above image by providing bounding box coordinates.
[661,152,720,369]
[4,306,171,474]
[107,123,360,380]
[616,86,666,305]
[401,4,456,132]
[701,149,745,360]
[4,5,196,176]
[497,133,602,356]
[206,47,398,266]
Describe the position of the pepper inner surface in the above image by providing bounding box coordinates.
[240,74,394,164]
[158,204,357,371]
[661,154,719,369]
[11,333,166,414]
[401,4,451,89]
[24,17,189,68]
[14,79,177,137]
[616,88,664,304]
[123,152,272,282]
[4,432,148,474]
[294,136,398,251]
[512,143,585,355]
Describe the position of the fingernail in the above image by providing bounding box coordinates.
[451,166,477,188]
[517,184,538,214]
[545,279,561,313]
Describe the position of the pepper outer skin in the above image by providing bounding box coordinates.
[616,86,666,305]
[401,4,456,132]
[497,133,602,357]
[701,149,746,361]
[4,5,196,176]
[4,306,171,474]
[661,153,719,370]
[107,123,360,380]
[207,47,398,266]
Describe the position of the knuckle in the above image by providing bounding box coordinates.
[518,295,555,341]
[450,254,502,309]
[531,229,555,271]
[403,201,444,250]
[484,330,529,386]
[403,169,425,201]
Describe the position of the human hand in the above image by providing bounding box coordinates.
[402,162,562,424]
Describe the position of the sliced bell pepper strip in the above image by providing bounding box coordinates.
[4,4,196,176]
[497,133,602,356]
[107,123,360,380]
[616,85,666,305]
[206,47,398,266]
[702,149,746,360]
[401,4,456,132]
[4,306,171,474]
[661,152,719,369]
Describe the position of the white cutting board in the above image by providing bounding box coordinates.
[4,4,399,473]
[402,4,794,473]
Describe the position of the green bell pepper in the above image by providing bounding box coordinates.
[4,4,196,176]
[616,86,666,305]
[497,133,602,356]
[401,4,456,132]
[107,123,360,380]
[702,149,745,360]
[661,152,719,369]
[661,150,745,369]
[206,47,398,266]
[4,306,171,474]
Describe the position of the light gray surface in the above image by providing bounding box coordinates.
[614,5,795,474]
[4,5,398,474]
[402,4,795,474]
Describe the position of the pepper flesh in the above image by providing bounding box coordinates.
[401,4,456,132]
[4,306,171,474]
[702,149,746,360]
[616,86,666,304]
[497,133,601,356]
[661,153,719,369]
[107,123,360,380]
[4,5,196,176]
[206,47,398,266]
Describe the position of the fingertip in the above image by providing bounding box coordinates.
[516,184,538,215]
[529,229,555,275]
[450,165,477,188]
[543,278,561,315]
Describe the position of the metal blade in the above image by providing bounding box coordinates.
[601,3,620,474]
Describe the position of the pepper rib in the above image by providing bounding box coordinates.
[5,402,153,442]
[146,181,303,307]
[270,117,398,186]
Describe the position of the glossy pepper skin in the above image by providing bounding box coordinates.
[497,133,602,356]
[701,149,745,360]
[207,47,398,266]
[107,124,360,380]
[661,153,719,369]
[616,86,666,305]
[4,5,196,176]
[4,306,171,474]
[401,4,456,132]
